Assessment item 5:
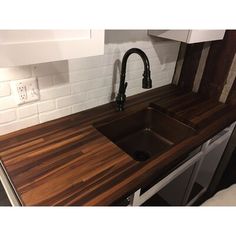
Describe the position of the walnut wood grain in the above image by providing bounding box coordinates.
[0,84,236,206]
[178,43,204,91]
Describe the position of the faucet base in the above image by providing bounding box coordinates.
[116,93,126,111]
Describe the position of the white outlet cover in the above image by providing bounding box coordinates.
[11,77,40,105]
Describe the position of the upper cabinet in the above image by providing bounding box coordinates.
[0,30,104,67]
[148,30,225,44]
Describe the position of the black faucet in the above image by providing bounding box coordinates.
[116,48,152,111]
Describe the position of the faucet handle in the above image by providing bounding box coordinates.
[142,70,152,89]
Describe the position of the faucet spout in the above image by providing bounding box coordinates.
[116,48,152,111]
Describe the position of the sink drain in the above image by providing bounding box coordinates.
[133,150,151,161]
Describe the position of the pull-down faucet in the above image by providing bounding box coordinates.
[116,48,152,111]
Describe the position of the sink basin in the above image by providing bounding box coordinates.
[94,107,196,162]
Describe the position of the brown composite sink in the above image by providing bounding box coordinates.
[94,106,196,162]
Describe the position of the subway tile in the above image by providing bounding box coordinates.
[72,95,109,114]
[68,52,146,72]
[40,85,71,101]
[17,104,38,119]
[56,93,87,108]
[68,55,105,71]
[0,109,16,124]
[71,103,88,113]
[39,107,71,123]
[0,96,17,111]
[87,87,112,100]
[71,76,113,94]
[53,73,69,86]
[85,97,107,110]
[0,82,11,97]
[37,100,56,113]
[32,61,69,77]
[37,75,54,89]
[69,65,114,82]
[0,116,39,136]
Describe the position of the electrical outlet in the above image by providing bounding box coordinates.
[16,82,27,103]
[11,78,40,105]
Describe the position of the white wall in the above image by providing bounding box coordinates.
[0,30,180,135]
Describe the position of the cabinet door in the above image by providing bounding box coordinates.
[158,164,196,205]
[186,123,236,205]
[187,30,225,43]
[148,30,225,43]
[196,133,231,189]
[131,147,203,206]
[0,30,104,67]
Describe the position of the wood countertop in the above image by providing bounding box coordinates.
[1,84,236,206]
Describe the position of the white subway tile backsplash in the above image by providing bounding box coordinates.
[0,116,39,135]
[37,75,54,89]
[72,96,108,113]
[72,95,110,114]
[70,81,89,94]
[0,109,16,124]
[127,87,143,97]
[39,107,71,123]
[68,58,163,85]
[56,93,87,108]
[0,34,180,136]
[32,61,69,77]
[85,97,107,110]
[72,103,87,113]
[40,85,71,101]
[17,104,38,119]
[37,100,56,113]
[38,73,69,90]
[87,87,112,100]
[69,51,145,72]
[0,96,17,111]
[71,76,113,94]
[0,82,11,97]
[69,55,105,71]
[53,73,69,86]
[69,65,114,82]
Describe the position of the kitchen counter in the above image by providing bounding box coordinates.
[0,84,236,206]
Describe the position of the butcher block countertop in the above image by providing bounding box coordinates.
[1,84,236,206]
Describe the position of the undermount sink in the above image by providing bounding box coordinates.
[94,107,196,162]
